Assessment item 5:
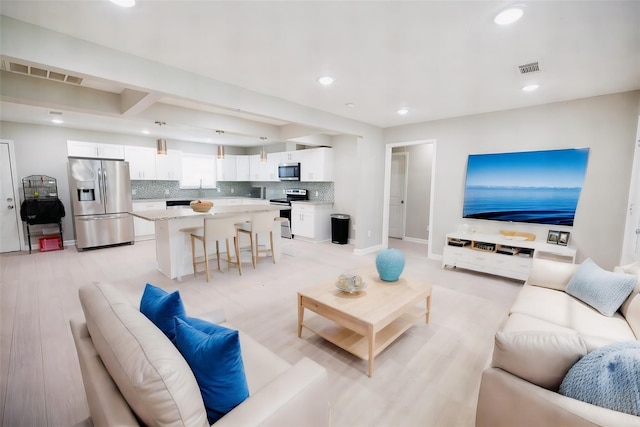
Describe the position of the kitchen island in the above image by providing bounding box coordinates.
[131,204,286,279]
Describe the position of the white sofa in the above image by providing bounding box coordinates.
[70,282,330,427]
[476,258,640,427]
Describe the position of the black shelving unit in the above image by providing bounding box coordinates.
[19,175,65,254]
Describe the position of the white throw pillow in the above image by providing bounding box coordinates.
[565,258,637,317]
[492,331,588,391]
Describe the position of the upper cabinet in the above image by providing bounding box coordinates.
[236,155,251,181]
[67,140,125,160]
[280,150,305,163]
[298,147,334,182]
[216,155,237,181]
[181,153,216,188]
[249,153,279,182]
[155,150,182,181]
[124,146,157,180]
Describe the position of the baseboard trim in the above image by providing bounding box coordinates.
[353,244,383,256]
[402,237,428,245]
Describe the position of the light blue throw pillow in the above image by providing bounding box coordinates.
[565,258,637,316]
[559,341,640,416]
[174,317,249,424]
[139,283,187,342]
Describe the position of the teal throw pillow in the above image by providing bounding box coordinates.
[559,341,640,416]
[174,317,249,424]
[565,258,637,316]
[139,283,187,342]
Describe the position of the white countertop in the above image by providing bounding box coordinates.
[131,204,286,221]
[290,201,334,205]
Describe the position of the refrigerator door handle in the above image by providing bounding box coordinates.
[77,214,129,221]
[102,168,108,207]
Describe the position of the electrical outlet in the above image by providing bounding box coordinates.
[315,191,319,197]
[230,188,234,193]
[367,230,371,237]
[164,189,169,195]
[131,189,137,195]
[217,187,221,193]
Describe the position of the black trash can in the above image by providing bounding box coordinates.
[331,214,350,244]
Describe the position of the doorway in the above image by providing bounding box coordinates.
[382,139,436,257]
[0,140,23,253]
[620,117,640,264]
[389,153,407,239]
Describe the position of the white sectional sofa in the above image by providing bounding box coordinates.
[476,258,640,427]
[70,282,330,427]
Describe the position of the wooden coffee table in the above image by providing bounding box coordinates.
[297,270,431,377]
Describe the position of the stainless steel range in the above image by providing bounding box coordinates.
[270,189,308,238]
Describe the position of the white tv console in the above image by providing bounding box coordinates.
[442,232,577,281]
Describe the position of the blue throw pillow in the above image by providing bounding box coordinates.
[174,317,249,424]
[139,283,186,342]
[565,258,637,316]
[559,341,640,416]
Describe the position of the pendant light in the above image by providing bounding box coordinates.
[155,121,167,155]
[216,130,225,159]
[259,137,268,163]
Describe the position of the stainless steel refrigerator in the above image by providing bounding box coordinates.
[68,158,134,250]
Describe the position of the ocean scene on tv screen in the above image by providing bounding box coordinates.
[463,148,589,226]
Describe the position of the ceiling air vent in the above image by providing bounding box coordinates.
[518,61,540,74]
[3,59,83,85]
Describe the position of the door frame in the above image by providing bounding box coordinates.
[382,139,437,257]
[0,139,25,252]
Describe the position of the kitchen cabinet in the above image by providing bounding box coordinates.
[216,155,237,181]
[249,154,278,181]
[290,202,333,242]
[236,155,250,181]
[67,140,125,160]
[299,147,333,181]
[124,146,156,180]
[280,150,304,163]
[155,149,182,181]
[180,153,216,188]
[132,200,165,240]
[266,153,280,181]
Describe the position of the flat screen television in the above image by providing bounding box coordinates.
[462,148,590,226]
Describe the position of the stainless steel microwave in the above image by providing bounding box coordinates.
[278,163,300,181]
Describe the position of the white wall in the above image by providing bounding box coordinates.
[385,91,640,269]
[331,135,359,242]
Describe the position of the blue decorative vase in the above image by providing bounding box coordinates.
[375,248,405,282]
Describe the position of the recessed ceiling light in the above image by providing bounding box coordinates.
[397,108,409,115]
[318,76,334,86]
[110,0,135,7]
[142,129,150,135]
[494,7,524,25]
[51,118,64,124]
[345,103,355,108]
[522,84,540,92]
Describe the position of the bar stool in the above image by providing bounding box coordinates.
[236,211,277,269]
[190,216,242,282]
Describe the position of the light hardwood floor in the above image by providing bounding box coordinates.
[0,237,522,427]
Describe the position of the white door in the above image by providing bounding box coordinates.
[389,153,407,238]
[0,140,22,252]
[621,118,640,264]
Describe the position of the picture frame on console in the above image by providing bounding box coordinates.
[547,230,560,244]
[547,230,570,246]
[558,231,570,246]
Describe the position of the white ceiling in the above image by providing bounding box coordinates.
[1,1,639,147]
